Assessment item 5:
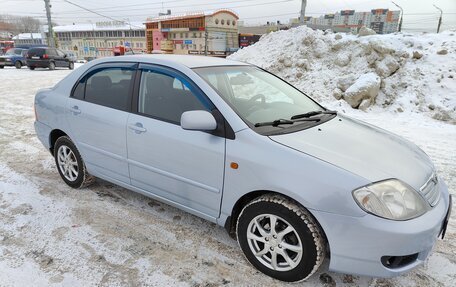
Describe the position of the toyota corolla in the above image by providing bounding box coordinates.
[34,55,452,282]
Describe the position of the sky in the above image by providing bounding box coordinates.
[1,0,456,32]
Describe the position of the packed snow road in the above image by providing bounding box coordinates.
[0,66,455,286]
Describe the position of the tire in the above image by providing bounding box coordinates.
[15,61,22,69]
[69,62,74,70]
[28,66,35,70]
[0,66,4,69]
[49,61,55,70]
[54,136,94,188]
[236,194,325,282]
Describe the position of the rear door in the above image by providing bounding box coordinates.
[66,62,137,183]
[126,64,226,219]
[55,49,67,67]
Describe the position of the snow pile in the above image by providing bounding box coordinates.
[229,26,456,123]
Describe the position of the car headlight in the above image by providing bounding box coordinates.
[353,179,428,220]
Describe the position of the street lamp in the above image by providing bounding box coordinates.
[433,4,443,33]
[391,1,403,32]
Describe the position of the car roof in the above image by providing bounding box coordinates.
[102,54,250,69]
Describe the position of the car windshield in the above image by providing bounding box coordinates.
[194,66,328,133]
[5,49,22,56]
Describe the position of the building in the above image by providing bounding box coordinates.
[51,21,146,58]
[239,33,261,48]
[12,33,44,46]
[145,9,239,56]
[304,9,400,34]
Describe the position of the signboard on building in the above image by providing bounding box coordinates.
[324,14,335,19]
[174,40,183,44]
[184,40,192,45]
[370,22,384,33]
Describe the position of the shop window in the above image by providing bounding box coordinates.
[221,19,225,25]
[215,19,219,24]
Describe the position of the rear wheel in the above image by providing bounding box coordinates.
[69,62,74,70]
[54,136,94,188]
[49,61,55,70]
[15,61,22,69]
[0,66,4,69]
[236,194,325,282]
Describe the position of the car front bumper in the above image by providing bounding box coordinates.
[0,60,13,66]
[311,180,451,278]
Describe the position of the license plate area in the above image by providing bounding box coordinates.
[32,56,40,59]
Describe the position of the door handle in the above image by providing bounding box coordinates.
[128,123,147,134]
[70,105,81,115]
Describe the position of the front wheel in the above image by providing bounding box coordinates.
[236,194,326,282]
[49,61,55,70]
[54,136,94,188]
[69,62,74,70]
[15,61,22,69]
[28,66,35,70]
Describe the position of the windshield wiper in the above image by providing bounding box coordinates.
[254,119,294,127]
[290,110,337,120]
[254,117,321,127]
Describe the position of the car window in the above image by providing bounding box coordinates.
[28,49,44,57]
[46,49,58,56]
[138,70,207,124]
[56,49,66,57]
[84,67,134,111]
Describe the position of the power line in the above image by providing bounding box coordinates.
[61,0,143,28]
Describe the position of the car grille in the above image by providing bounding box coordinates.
[0,58,5,63]
[420,173,440,207]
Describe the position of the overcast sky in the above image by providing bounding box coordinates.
[2,0,456,32]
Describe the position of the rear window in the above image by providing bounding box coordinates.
[28,48,45,57]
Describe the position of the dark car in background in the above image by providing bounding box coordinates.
[0,48,28,69]
[26,47,74,70]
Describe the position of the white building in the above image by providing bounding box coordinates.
[51,21,146,58]
[12,33,44,46]
[305,9,400,34]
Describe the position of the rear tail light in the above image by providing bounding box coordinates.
[43,54,48,59]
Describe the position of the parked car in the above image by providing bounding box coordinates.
[63,50,77,62]
[0,47,28,69]
[26,47,74,70]
[33,55,452,282]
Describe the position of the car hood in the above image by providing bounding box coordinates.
[0,55,13,59]
[269,115,433,190]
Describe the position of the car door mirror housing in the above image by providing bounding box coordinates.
[181,110,217,131]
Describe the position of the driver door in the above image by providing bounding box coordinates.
[126,64,226,219]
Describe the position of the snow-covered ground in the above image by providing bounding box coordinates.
[0,55,455,286]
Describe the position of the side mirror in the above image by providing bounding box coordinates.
[181,110,217,131]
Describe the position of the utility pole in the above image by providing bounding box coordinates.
[204,24,208,56]
[44,0,55,47]
[300,0,307,25]
[391,1,403,32]
[433,4,443,33]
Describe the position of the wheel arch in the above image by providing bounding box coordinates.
[49,129,68,155]
[224,190,330,256]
